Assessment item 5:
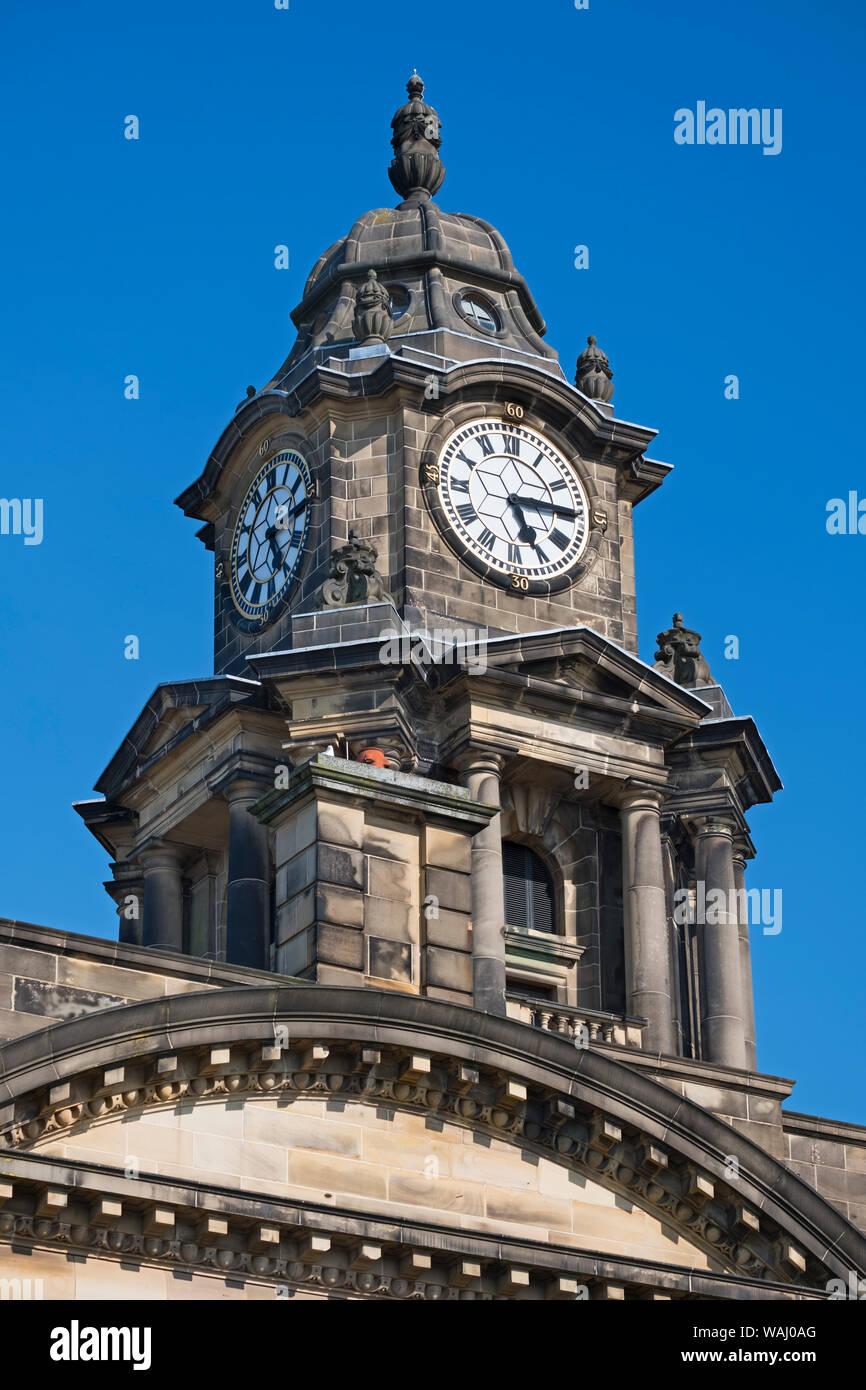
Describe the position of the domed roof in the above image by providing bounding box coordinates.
[302,202,517,301]
[273,76,561,383]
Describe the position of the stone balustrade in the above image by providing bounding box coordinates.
[506,993,646,1048]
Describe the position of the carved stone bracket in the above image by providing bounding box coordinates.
[314,531,390,609]
[653,613,714,688]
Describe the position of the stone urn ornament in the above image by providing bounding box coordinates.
[575,334,614,403]
[388,72,445,205]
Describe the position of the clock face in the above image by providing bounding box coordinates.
[434,418,589,589]
[230,449,311,622]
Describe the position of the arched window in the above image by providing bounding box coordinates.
[502,841,555,933]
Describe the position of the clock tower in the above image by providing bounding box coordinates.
[175,74,663,678]
[80,75,780,1073]
[22,72,858,1306]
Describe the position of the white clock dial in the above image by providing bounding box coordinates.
[436,418,589,583]
[230,448,311,622]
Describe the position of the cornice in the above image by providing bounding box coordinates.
[0,1150,819,1302]
[174,358,664,525]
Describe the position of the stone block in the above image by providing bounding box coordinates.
[318,844,365,891]
[274,802,317,865]
[280,846,316,903]
[13,978,125,1022]
[426,946,472,994]
[0,943,57,982]
[289,1150,388,1201]
[367,855,415,903]
[368,937,413,983]
[362,823,420,867]
[425,867,472,915]
[387,1171,484,1216]
[425,908,471,952]
[315,884,364,930]
[363,896,414,942]
[788,1134,847,1169]
[276,930,312,977]
[316,964,363,986]
[425,985,471,1005]
[316,923,365,971]
[276,888,316,943]
[424,827,472,874]
[245,1106,362,1158]
[56,958,165,999]
[485,1186,572,1232]
[317,800,365,850]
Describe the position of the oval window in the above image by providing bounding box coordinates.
[388,286,411,320]
[457,292,500,334]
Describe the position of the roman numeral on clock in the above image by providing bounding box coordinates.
[549,527,570,551]
[502,434,520,456]
[457,502,476,525]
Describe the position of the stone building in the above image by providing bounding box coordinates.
[1,77,864,1303]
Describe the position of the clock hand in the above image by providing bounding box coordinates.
[507,493,577,520]
[267,534,283,572]
[266,501,305,538]
[508,496,536,546]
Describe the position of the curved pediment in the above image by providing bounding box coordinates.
[0,986,862,1300]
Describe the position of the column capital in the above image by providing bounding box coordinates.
[213,773,272,805]
[206,750,278,803]
[613,782,666,813]
[137,840,186,871]
[454,748,506,780]
[692,815,737,842]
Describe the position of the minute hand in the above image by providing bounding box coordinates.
[507,493,578,520]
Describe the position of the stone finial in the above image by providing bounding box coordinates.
[352,269,393,346]
[575,335,614,403]
[388,72,445,205]
[314,530,391,609]
[653,613,714,688]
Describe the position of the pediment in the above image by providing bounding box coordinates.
[93,676,265,798]
[469,628,711,724]
[137,704,207,761]
[1,984,859,1298]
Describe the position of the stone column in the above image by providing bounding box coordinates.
[140,844,185,952]
[459,752,507,1016]
[732,840,757,1071]
[618,789,675,1056]
[106,866,144,948]
[694,818,746,1069]
[225,779,271,971]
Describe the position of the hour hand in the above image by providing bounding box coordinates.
[267,501,303,537]
[507,495,536,546]
[267,533,283,571]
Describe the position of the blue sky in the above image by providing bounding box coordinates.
[0,0,863,1122]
